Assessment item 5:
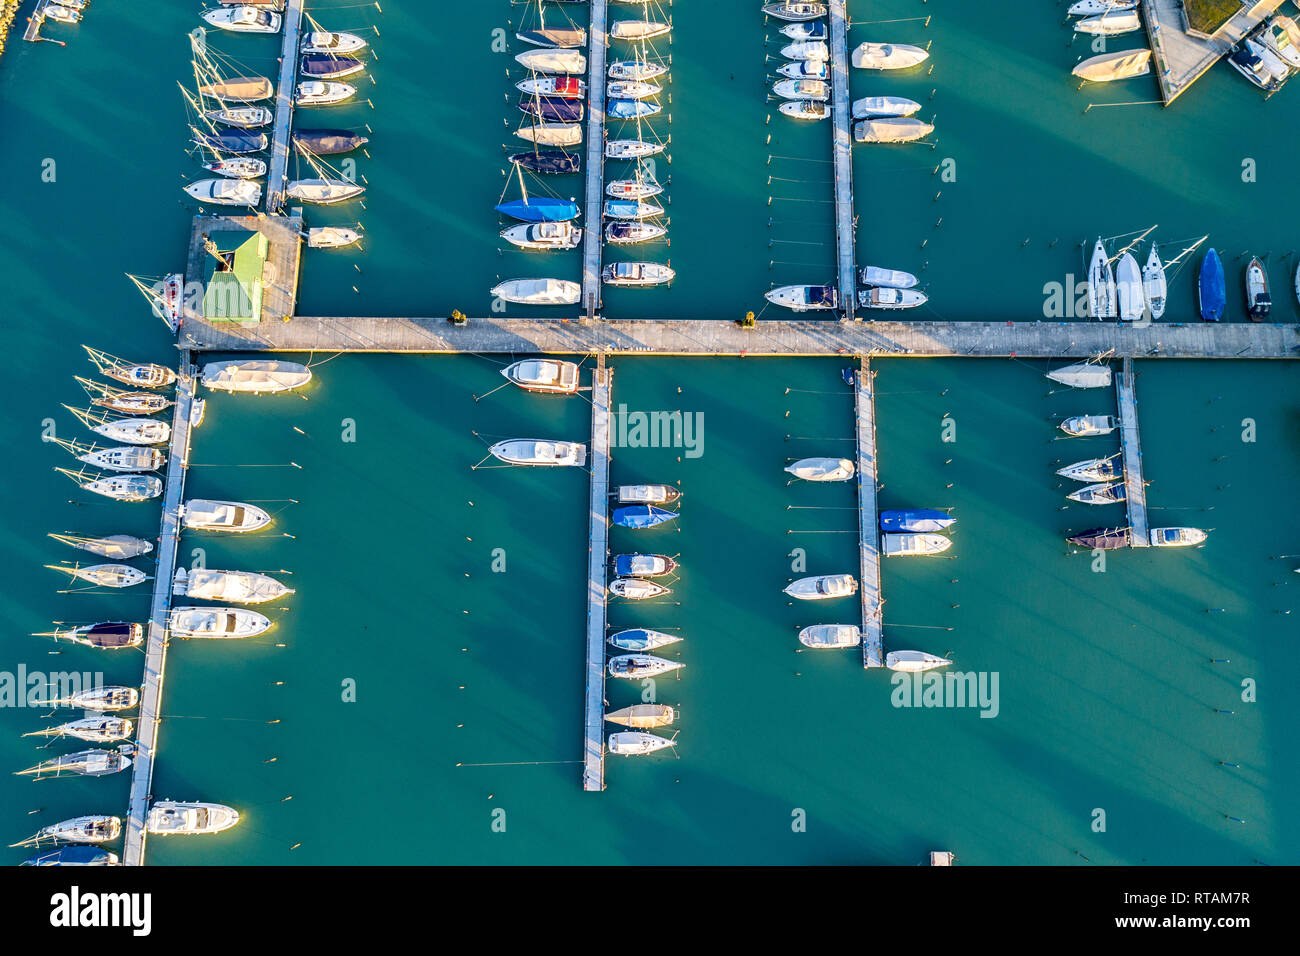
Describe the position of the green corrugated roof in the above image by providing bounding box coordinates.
[203,232,267,323]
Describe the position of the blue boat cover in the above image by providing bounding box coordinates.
[24,845,114,866]
[300,55,363,77]
[612,506,677,528]
[293,129,368,154]
[1198,248,1225,321]
[494,197,580,223]
[607,99,661,120]
[194,130,267,154]
[880,508,955,533]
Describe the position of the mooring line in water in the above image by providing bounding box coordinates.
[787,529,856,534]
[456,760,582,768]
[884,623,956,631]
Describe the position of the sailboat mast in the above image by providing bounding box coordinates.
[1163,235,1208,269]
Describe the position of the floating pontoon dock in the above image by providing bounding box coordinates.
[122,356,197,866]
[580,0,609,320]
[583,356,612,791]
[829,0,855,321]
[855,359,883,667]
[22,0,52,42]
[266,0,305,213]
[1142,0,1287,105]
[1116,356,1149,547]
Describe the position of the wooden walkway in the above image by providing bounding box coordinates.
[583,357,611,791]
[580,1,609,319]
[855,359,883,667]
[829,0,855,320]
[179,314,1300,358]
[122,356,198,866]
[179,213,303,330]
[1116,356,1150,547]
[266,0,305,213]
[1143,0,1287,105]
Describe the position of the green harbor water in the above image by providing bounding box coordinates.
[0,0,1297,864]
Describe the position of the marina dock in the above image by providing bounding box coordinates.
[122,355,198,866]
[266,0,305,213]
[855,359,883,667]
[580,1,609,320]
[21,0,51,42]
[1143,0,1287,105]
[1116,356,1149,548]
[582,356,612,792]
[179,213,303,331]
[829,0,855,320]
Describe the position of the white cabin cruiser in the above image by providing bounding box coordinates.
[1067,0,1138,14]
[882,533,952,556]
[602,261,675,286]
[169,606,272,639]
[852,95,922,119]
[779,99,830,120]
[184,179,262,206]
[1116,252,1145,321]
[294,81,356,106]
[798,624,861,648]
[146,801,240,835]
[489,439,588,467]
[773,79,830,101]
[859,265,918,289]
[785,457,854,481]
[777,60,828,79]
[1074,11,1141,35]
[202,360,313,394]
[180,499,273,533]
[784,573,858,601]
[1149,527,1208,547]
[781,40,830,60]
[501,359,581,393]
[1261,15,1300,69]
[852,42,929,70]
[173,567,293,603]
[765,284,838,311]
[1059,415,1115,437]
[608,731,677,756]
[500,221,582,250]
[617,484,681,504]
[858,287,927,309]
[302,31,368,55]
[203,5,282,33]
[307,227,363,249]
[490,278,582,305]
[515,49,587,74]
[854,117,933,143]
[885,650,951,672]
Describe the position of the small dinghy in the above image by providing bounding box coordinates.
[798,624,861,649]
[858,287,928,309]
[785,457,854,481]
[777,60,828,79]
[184,179,262,205]
[192,130,268,154]
[859,265,918,289]
[606,221,667,244]
[1059,415,1115,437]
[501,221,583,251]
[28,815,122,845]
[518,76,586,99]
[612,554,676,577]
[608,628,681,652]
[519,95,584,123]
[509,150,581,175]
[603,199,664,220]
[1074,11,1141,35]
[40,622,143,650]
[294,81,356,106]
[612,505,678,529]
[882,533,952,556]
[885,650,951,672]
[517,28,588,49]
[608,731,676,756]
[1245,256,1271,321]
[610,20,671,40]
[781,40,830,60]
[490,278,582,305]
[23,716,133,744]
[773,78,829,101]
[780,99,830,120]
[609,60,668,81]
[851,95,921,119]
[609,578,671,600]
[202,360,313,394]
[205,106,273,128]
[516,123,584,146]
[1143,246,1167,319]
[1068,0,1138,15]
[30,685,139,711]
[203,5,281,33]
[1068,526,1131,549]
[286,178,365,204]
[763,2,827,22]
[86,416,170,445]
[1072,48,1151,82]
[607,79,661,99]
[501,359,581,393]
[47,563,148,589]
[605,704,675,728]
[18,748,132,779]
[1046,363,1112,388]
[515,49,587,74]
[1198,248,1225,321]
[784,573,858,601]
[608,654,683,679]
[1149,527,1208,547]
[79,474,164,502]
[603,261,675,286]
[607,179,663,199]
[169,606,272,639]
[300,55,365,80]
[1056,457,1121,482]
[852,42,929,70]
[489,439,588,466]
[1068,482,1126,505]
[174,568,293,604]
[301,31,368,55]
[766,284,838,311]
[293,129,369,154]
[307,227,362,249]
[198,76,273,102]
[146,801,240,836]
[880,509,955,533]
[23,846,118,867]
[202,158,268,179]
[77,445,164,472]
[781,21,828,41]
[495,196,580,223]
[617,484,681,504]
[608,98,661,120]
[181,499,272,533]
[854,117,933,143]
[49,533,152,560]
[1116,252,1145,321]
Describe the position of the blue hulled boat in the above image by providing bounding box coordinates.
[612,506,678,529]
[23,845,118,866]
[494,197,580,223]
[880,509,955,533]
[193,130,268,154]
[1198,248,1225,321]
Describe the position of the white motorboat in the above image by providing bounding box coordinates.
[852,42,929,70]
[605,139,664,159]
[515,49,587,74]
[617,484,681,504]
[1250,36,1292,84]
[612,554,676,577]
[180,499,272,533]
[86,416,170,445]
[882,533,953,556]
[1067,0,1139,15]
[609,578,670,599]
[18,748,132,779]
[488,439,588,466]
[1075,11,1141,35]
[23,716,133,743]
[785,457,854,481]
[602,261,675,286]
[1261,15,1300,69]
[860,266,918,289]
[76,445,164,472]
[608,628,681,652]
[773,78,829,101]
[146,801,240,835]
[763,2,827,21]
[852,95,922,119]
[781,40,830,60]
[1149,527,1208,547]
[202,360,313,394]
[1087,239,1118,319]
[605,704,675,728]
[609,60,668,81]
[1116,252,1145,321]
[1073,48,1152,82]
[30,685,139,711]
[301,31,368,55]
[603,199,664,219]
[781,21,828,41]
[501,359,581,394]
[1245,256,1271,320]
[785,573,858,601]
[854,117,933,143]
[517,76,587,99]
[32,815,122,844]
[174,567,293,603]
[1059,415,1115,437]
[1143,245,1167,319]
[307,227,362,249]
[608,654,683,678]
[765,284,838,311]
[1067,481,1126,505]
[610,20,671,40]
[294,81,356,106]
[202,158,267,179]
[169,606,272,639]
[44,4,80,24]
[47,563,148,589]
[858,287,927,309]
[798,624,861,649]
[608,731,676,756]
[80,474,163,502]
[607,179,663,200]
[607,80,661,99]
[777,59,828,79]
[778,99,830,120]
[286,178,364,204]
[205,106,273,128]
[605,221,667,244]
[1056,456,1121,482]
[1046,362,1112,389]
[490,278,582,305]
[885,650,951,672]
[184,179,262,206]
[203,5,282,33]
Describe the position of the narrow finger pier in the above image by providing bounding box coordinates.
[829,0,856,320]
[583,356,612,791]
[855,359,883,667]
[122,354,199,866]
[266,0,306,213]
[581,0,610,320]
[1116,356,1149,547]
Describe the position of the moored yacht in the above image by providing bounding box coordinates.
[490,278,583,304]
[30,686,139,712]
[146,801,240,835]
[202,360,313,394]
[84,416,170,445]
[602,261,675,286]
[798,624,861,648]
[180,499,273,533]
[885,650,951,672]
[859,265,919,288]
[608,578,670,600]
[489,439,588,466]
[879,509,955,533]
[301,31,368,55]
[1046,362,1112,389]
[307,227,363,249]
[18,748,132,778]
[605,221,667,244]
[608,731,677,756]
[78,474,164,503]
[285,178,365,204]
[46,563,148,589]
[38,622,143,650]
[501,359,581,393]
[1067,481,1127,505]
[605,704,675,728]
[762,2,827,21]
[49,532,153,560]
[169,606,272,639]
[203,5,282,33]
[1245,256,1271,321]
[882,533,953,556]
[173,567,293,603]
[612,554,676,577]
[784,573,858,600]
[1149,527,1208,547]
[294,81,357,106]
[184,179,262,206]
[500,221,583,250]
[608,628,681,651]
[77,445,164,472]
[1059,415,1115,437]
[854,117,933,143]
[858,287,927,309]
[1056,456,1121,482]
[765,284,838,311]
[617,484,681,504]
[23,716,133,744]
[852,42,929,69]
[608,654,683,678]
[25,815,122,845]
[785,457,854,481]
[1067,526,1131,549]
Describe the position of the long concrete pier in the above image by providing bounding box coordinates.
[580,1,609,319]
[829,0,855,320]
[1116,356,1149,547]
[1143,0,1287,106]
[855,359,883,667]
[123,356,198,866]
[583,357,611,791]
[266,0,305,213]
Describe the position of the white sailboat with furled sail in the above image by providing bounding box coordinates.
[286,148,365,204]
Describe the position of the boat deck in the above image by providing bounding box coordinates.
[583,356,611,791]
[266,0,305,213]
[179,213,303,333]
[1116,356,1150,547]
[829,0,856,320]
[580,0,609,319]
[1143,0,1288,105]
[122,356,198,866]
[855,359,884,667]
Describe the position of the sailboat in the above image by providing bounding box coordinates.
[77,375,173,415]
[611,505,678,528]
[22,716,133,743]
[201,360,313,393]
[1046,362,1112,388]
[13,815,122,846]
[307,227,363,249]
[607,628,681,651]
[514,123,583,147]
[203,158,268,178]
[606,221,667,244]
[610,20,671,41]
[763,2,827,21]
[608,731,677,756]
[82,346,175,388]
[1073,48,1152,82]
[64,405,170,445]
[518,95,585,123]
[1057,456,1121,482]
[59,469,163,502]
[29,685,139,711]
[1068,0,1139,14]
[1245,256,1271,321]
[1116,252,1145,321]
[285,178,364,204]
[48,532,153,560]
[882,533,953,556]
[35,621,144,650]
[47,563,148,589]
[785,457,854,481]
[518,76,586,99]
[293,129,369,154]
[608,79,662,99]
[879,509,955,533]
[605,704,675,728]
[1142,245,1167,319]
[852,96,922,119]
[608,578,671,599]
[300,56,366,80]
[1074,11,1141,35]
[1067,482,1127,505]
[609,60,667,81]
[1068,526,1131,549]
[198,76,273,102]
[509,150,581,175]
[608,655,683,678]
[515,49,587,74]
[603,198,664,220]
[52,438,164,472]
[205,105,272,128]
[885,650,951,672]
[1087,239,1118,319]
[17,748,133,779]
[22,846,119,866]
[496,164,579,222]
